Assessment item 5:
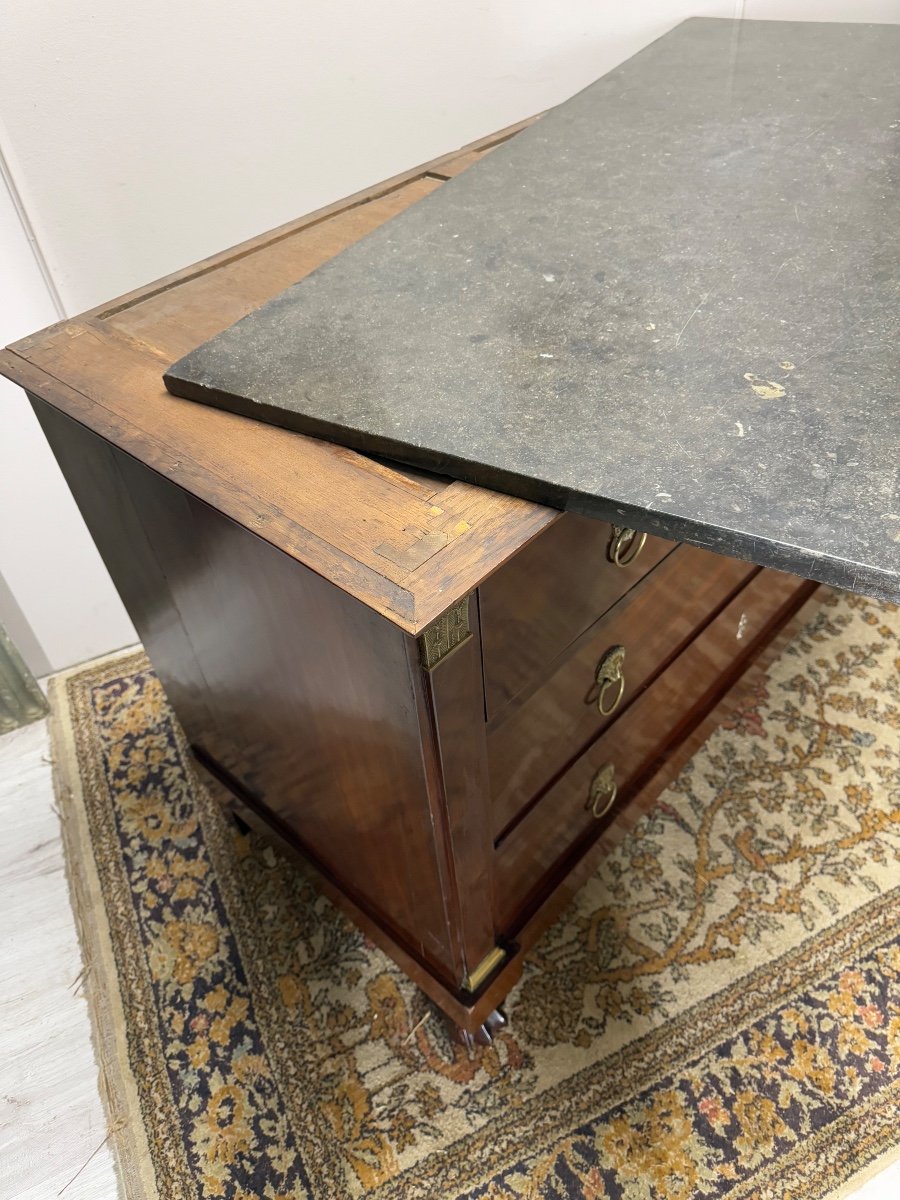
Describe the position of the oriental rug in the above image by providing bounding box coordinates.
[50,588,900,1200]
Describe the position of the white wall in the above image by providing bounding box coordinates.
[0,169,136,674]
[1,0,752,313]
[1,1,898,670]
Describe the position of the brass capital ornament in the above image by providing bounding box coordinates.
[418,596,472,669]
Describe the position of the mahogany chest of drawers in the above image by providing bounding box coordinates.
[1,122,817,1042]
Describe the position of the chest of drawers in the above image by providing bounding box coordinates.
[1,122,818,1044]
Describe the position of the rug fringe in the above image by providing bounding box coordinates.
[49,665,159,1200]
[57,1119,129,1197]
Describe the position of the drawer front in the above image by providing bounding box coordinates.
[494,567,812,932]
[488,544,756,839]
[480,513,674,720]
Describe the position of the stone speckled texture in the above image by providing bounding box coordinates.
[165,18,900,601]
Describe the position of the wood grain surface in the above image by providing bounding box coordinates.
[34,401,467,985]
[480,514,674,719]
[488,545,758,839]
[1,120,552,635]
[494,568,819,930]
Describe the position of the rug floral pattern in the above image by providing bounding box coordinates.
[59,590,900,1199]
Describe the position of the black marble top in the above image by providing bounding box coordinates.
[165,18,900,601]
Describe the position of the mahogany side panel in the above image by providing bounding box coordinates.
[33,399,462,981]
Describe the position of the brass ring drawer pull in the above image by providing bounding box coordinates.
[587,762,618,820]
[595,644,626,715]
[609,526,647,567]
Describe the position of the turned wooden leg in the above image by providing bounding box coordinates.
[453,1007,507,1049]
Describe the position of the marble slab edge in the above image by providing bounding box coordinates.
[163,372,898,603]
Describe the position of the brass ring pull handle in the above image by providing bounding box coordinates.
[595,644,626,716]
[609,526,647,567]
[587,762,618,820]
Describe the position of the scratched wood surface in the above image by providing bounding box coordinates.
[0,119,552,634]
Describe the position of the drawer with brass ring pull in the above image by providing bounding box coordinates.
[493,564,815,932]
[488,543,757,840]
[608,526,647,568]
[587,762,618,819]
[595,644,626,716]
[479,513,673,721]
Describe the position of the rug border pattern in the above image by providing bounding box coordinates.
[48,642,900,1200]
